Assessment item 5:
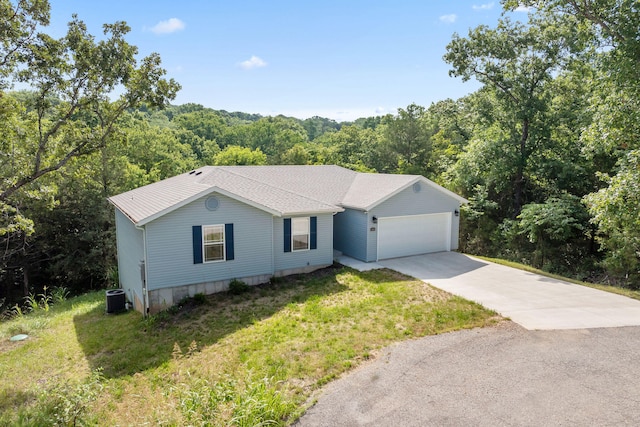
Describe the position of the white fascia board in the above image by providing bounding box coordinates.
[364,176,468,212]
[281,206,345,217]
[136,186,282,226]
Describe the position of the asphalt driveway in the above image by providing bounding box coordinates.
[296,323,640,426]
[379,252,640,330]
[296,253,640,426]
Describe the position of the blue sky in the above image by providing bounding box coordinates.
[46,1,530,121]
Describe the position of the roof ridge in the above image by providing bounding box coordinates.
[210,167,341,210]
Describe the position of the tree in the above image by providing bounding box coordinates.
[213,145,267,166]
[517,194,589,272]
[504,1,640,284]
[505,0,639,90]
[0,0,179,299]
[584,150,640,287]
[381,103,433,176]
[0,0,50,88]
[280,144,310,165]
[444,16,577,215]
[245,117,308,163]
[301,116,340,140]
[173,109,227,144]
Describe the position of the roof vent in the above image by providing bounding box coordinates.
[205,196,219,211]
[412,182,421,193]
[189,170,196,175]
[195,171,202,176]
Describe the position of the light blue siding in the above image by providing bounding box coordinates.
[145,193,274,290]
[333,209,369,261]
[114,209,144,306]
[273,213,333,271]
[367,183,462,261]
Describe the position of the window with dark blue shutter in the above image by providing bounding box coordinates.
[284,218,292,252]
[310,216,317,250]
[192,225,203,264]
[225,223,234,260]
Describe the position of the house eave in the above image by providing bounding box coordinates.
[281,206,345,217]
[362,176,468,212]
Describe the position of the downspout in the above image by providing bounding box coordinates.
[135,224,150,317]
[271,215,276,276]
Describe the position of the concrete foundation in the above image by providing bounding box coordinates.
[145,264,330,314]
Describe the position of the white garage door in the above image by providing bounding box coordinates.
[377,213,451,260]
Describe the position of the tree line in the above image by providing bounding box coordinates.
[1,0,639,309]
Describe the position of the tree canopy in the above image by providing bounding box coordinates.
[2,0,640,310]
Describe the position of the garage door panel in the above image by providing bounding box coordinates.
[377,213,450,260]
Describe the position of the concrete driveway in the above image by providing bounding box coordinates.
[296,253,640,426]
[379,252,640,330]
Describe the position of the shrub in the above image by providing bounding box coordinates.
[193,293,207,305]
[228,279,250,295]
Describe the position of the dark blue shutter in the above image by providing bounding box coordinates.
[225,223,234,260]
[310,216,317,250]
[283,218,291,252]
[192,225,203,264]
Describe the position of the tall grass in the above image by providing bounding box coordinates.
[0,267,499,425]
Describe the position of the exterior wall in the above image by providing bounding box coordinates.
[273,213,334,271]
[144,193,274,291]
[333,208,369,261]
[114,208,145,309]
[136,194,334,313]
[367,183,462,261]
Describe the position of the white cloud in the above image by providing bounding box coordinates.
[514,5,532,12]
[472,2,495,10]
[239,55,267,70]
[150,18,185,35]
[439,14,457,24]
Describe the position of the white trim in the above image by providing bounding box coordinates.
[134,224,150,317]
[202,224,226,263]
[132,187,283,226]
[375,213,452,261]
[361,176,468,212]
[291,217,310,252]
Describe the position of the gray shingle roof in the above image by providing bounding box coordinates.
[108,165,466,225]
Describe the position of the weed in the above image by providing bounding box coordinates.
[23,286,53,312]
[193,292,207,305]
[3,303,23,320]
[269,275,283,285]
[172,373,294,426]
[51,286,70,304]
[15,370,105,427]
[171,341,199,360]
[106,266,119,288]
[0,267,499,425]
[229,279,250,295]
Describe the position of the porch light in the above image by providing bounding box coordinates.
[454,209,459,217]
[372,216,378,223]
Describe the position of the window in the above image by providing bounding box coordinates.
[292,217,310,251]
[284,217,316,253]
[203,225,225,262]
[193,224,234,264]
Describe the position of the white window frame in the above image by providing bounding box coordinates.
[203,224,225,262]
[292,217,310,252]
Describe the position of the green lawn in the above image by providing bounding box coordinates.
[0,266,499,426]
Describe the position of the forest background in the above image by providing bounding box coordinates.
[1,0,639,308]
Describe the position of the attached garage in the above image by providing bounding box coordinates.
[376,213,452,260]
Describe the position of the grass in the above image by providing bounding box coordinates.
[473,255,640,301]
[0,266,499,426]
